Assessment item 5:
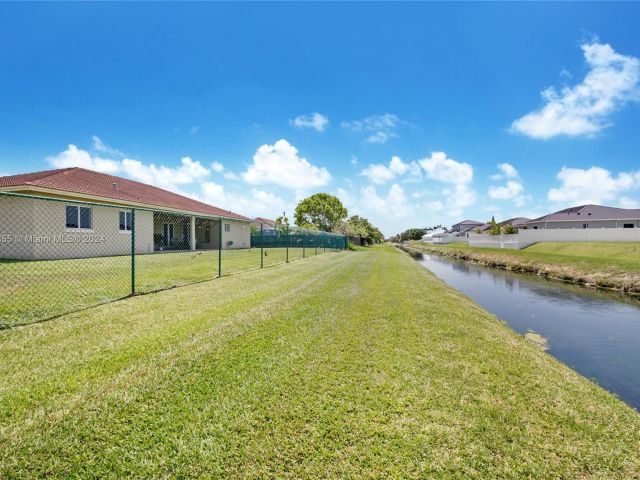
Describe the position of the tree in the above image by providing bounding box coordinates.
[503,223,517,234]
[294,193,348,232]
[489,216,501,236]
[274,215,289,233]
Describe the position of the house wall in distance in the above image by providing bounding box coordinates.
[526,220,640,229]
[221,219,250,249]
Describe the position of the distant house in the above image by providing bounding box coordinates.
[252,217,277,230]
[499,217,531,230]
[0,167,251,260]
[525,205,640,230]
[450,220,483,233]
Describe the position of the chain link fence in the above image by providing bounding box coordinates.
[0,191,346,328]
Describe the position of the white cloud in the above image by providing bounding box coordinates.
[120,156,209,190]
[512,41,640,139]
[360,155,421,185]
[341,113,402,144]
[211,161,224,173]
[350,155,359,166]
[488,163,529,207]
[419,151,473,185]
[490,162,519,180]
[242,139,331,189]
[620,196,640,208]
[47,144,209,192]
[48,144,121,174]
[488,180,527,205]
[417,151,476,218]
[548,166,640,206]
[202,182,289,218]
[290,113,329,132]
[360,183,414,218]
[92,136,124,157]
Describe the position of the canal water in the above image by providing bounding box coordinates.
[415,251,640,411]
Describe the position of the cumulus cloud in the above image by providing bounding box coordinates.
[47,144,209,192]
[290,112,329,132]
[488,163,529,207]
[490,162,519,180]
[360,183,414,218]
[202,182,289,218]
[360,155,421,185]
[418,151,476,217]
[419,151,473,185]
[341,113,403,144]
[512,41,640,139]
[120,156,209,190]
[92,136,124,157]
[48,144,121,174]
[242,139,331,189]
[548,166,640,206]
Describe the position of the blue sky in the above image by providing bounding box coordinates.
[1,2,640,235]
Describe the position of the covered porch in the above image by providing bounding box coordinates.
[153,213,220,252]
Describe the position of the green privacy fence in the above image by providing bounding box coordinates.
[0,191,345,328]
[251,228,347,249]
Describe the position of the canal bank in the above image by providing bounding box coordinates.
[401,245,640,411]
[409,242,640,296]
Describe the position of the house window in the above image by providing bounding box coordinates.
[533,226,538,230]
[66,206,92,229]
[119,211,132,231]
[623,223,635,228]
[224,223,230,232]
[583,223,588,229]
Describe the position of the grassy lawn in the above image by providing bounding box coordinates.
[411,241,640,292]
[0,246,332,327]
[1,245,638,478]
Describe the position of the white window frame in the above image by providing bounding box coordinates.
[119,211,133,233]
[224,223,231,232]
[66,205,93,231]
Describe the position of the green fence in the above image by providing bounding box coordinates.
[0,191,346,328]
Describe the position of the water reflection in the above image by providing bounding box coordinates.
[416,252,640,411]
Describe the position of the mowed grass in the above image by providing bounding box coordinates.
[412,241,640,292]
[1,246,639,478]
[0,246,331,327]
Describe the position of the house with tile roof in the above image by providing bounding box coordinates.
[524,205,640,230]
[0,167,251,259]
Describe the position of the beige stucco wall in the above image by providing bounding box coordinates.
[0,196,154,260]
[221,219,250,249]
[1,194,251,259]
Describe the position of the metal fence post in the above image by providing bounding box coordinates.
[286,224,289,263]
[218,218,222,277]
[131,208,136,295]
[260,223,264,268]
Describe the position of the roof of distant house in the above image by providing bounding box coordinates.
[527,205,640,223]
[499,217,531,227]
[453,219,483,226]
[253,217,276,227]
[0,167,250,221]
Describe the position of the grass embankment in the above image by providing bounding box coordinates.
[1,246,639,478]
[410,241,640,294]
[0,246,327,327]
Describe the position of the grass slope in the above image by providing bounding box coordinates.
[1,246,639,478]
[411,241,640,293]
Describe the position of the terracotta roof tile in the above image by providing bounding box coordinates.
[0,167,250,221]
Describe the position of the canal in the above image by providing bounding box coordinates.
[414,251,640,411]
